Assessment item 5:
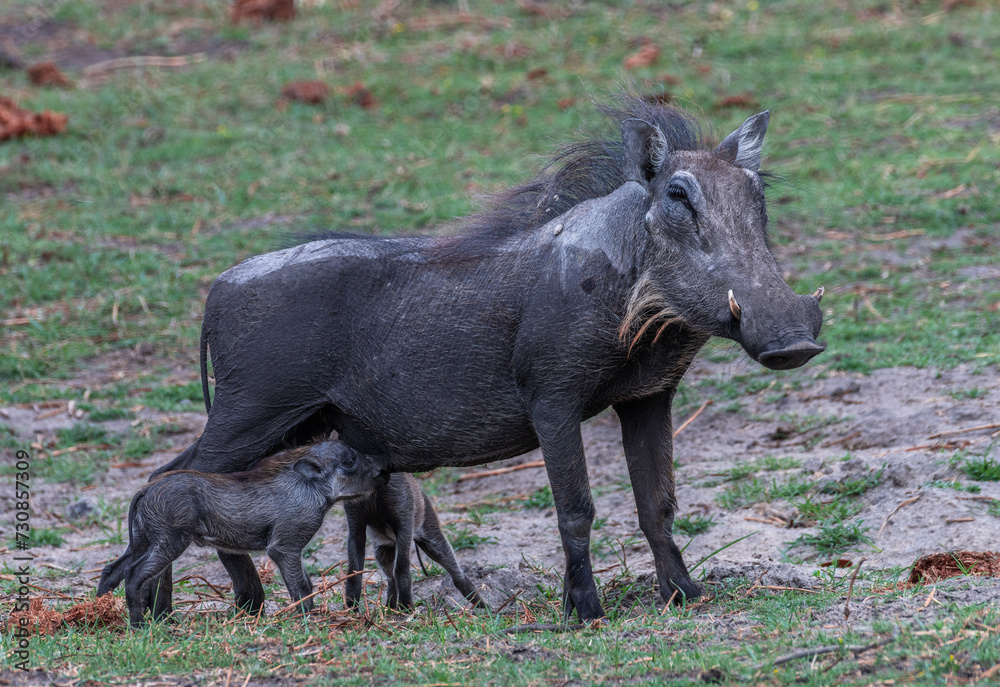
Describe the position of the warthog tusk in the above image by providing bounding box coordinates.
[812,286,825,303]
[728,289,741,321]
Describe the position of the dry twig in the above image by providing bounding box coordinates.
[458,460,545,482]
[844,558,866,620]
[822,430,861,448]
[674,400,714,438]
[82,54,207,77]
[500,623,585,635]
[927,423,1000,440]
[756,626,899,670]
[879,494,921,534]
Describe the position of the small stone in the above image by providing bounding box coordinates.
[66,499,95,521]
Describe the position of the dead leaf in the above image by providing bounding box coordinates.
[0,96,68,142]
[280,80,329,105]
[715,92,759,110]
[27,62,74,88]
[624,44,659,70]
[345,82,377,110]
[231,0,295,23]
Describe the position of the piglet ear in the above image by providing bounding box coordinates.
[715,111,769,172]
[293,457,324,480]
[621,118,668,185]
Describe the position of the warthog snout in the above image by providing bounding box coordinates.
[758,339,826,370]
[730,290,825,371]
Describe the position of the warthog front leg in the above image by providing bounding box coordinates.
[268,548,314,614]
[344,509,367,609]
[415,496,486,608]
[532,404,604,622]
[125,538,187,627]
[374,544,399,608]
[218,551,264,615]
[614,391,700,603]
[391,519,416,610]
[149,567,173,622]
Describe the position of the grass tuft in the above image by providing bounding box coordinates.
[961,455,1000,482]
[790,521,876,556]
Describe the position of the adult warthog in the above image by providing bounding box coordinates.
[154,95,824,621]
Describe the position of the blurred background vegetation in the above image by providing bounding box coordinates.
[1,0,997,396]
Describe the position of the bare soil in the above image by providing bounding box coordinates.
[4,356,999,615]
[0,16,245,73]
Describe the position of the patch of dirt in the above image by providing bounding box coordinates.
[3,359,999,617]
[0,18,121,71]
[0,16,247,74]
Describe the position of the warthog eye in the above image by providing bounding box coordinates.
[667,185,688,202]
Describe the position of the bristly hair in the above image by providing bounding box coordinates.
[458,93,707,240]
[282,94,710,252]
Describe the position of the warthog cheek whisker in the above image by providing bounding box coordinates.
[651,317,682,346]
[812,286,825,303]
[627,307,679,357]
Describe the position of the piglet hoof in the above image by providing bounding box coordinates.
[564,595,606,623]
[662,577,702,605]
[232,604,264,620]
[468,592,488,611]
[233,597,265,618]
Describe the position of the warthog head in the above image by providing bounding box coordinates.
[621,111,824,370]
[294,441,391,502]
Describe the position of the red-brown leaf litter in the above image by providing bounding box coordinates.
[6,595,126,636]
[345,81,377,110]
[909,551,1000,584]
[623,44,660,70]
[0,96,69,142]
[281,80,330,105]
[231,0,296,23]
[26,62,74,88]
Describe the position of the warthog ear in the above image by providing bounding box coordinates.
[716,111,770,172]
[621,118,668,185]
[293,457,324,480]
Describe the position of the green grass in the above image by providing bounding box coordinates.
[759,455,802,472]
[522,485,555,510]
[961,455,1000,482]
[926,478,981,494]
[1,0,999,400]
[2,0,1000,682]
[86,406,135,422]
[791,494,864,525]
[789,520,876,556]
[949,388,987,400]
[819,467,883,496]
[27,527,67,548]
[55,423,109,447]
[443,524,497,552]
[673,514,715,537]
[7,572,999,685]
[716,475,814,510]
